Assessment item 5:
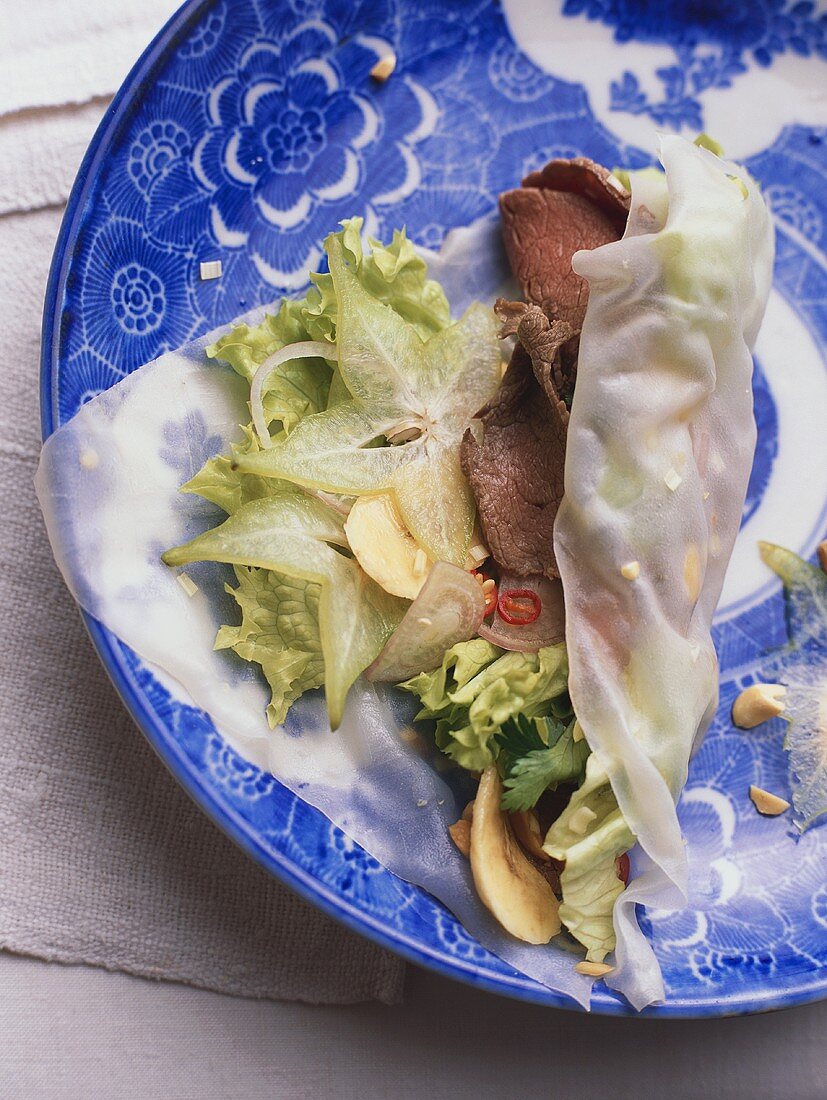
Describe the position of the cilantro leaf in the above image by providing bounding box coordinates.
[498,716,590,812]
[495,712,548,763]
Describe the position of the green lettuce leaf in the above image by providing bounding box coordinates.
[399,640,569,771]
[204,216,450,444]
[401,637,502,714]
[163,493,407,728]
[216,566,324,727]
[451,645,569,738]
[166,220,476,729]
[759,542,827,831]
[181,424,298,515]
[433,715,490,771]
[301,217,451,342]
[544,756,636,961]
[208,301,333,437]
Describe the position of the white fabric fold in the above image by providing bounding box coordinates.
[0,1,181,117]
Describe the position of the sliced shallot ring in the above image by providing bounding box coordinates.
[478,574,565,652]
[366,561,486,682]
[250,340,334,447]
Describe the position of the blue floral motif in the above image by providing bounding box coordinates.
[102,84,207,228]
[44,0,827,1016]
[199,32,371,226]
[189,15,439,310]
[376,186,493,250]
[129,120,191,196]
[812,884,827,929]
[204,731,278,801]
[564,0,827,131]
[74,219,197,368]
[488,37,557,102]
[159,410,224,476]
[173,0,260,89]
[315,827,412,915]
[428,903,497,964]
[765,182,824,242]
[57,349,125,423]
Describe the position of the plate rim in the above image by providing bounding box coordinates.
[39,0,827,1019]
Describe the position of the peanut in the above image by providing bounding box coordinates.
[749,785,790,816]
[448,819,471,857]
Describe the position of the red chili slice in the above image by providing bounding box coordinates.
[497,587,542,625]
[615,852,630,884]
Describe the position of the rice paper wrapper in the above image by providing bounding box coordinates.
[35,138,772,1012]
[556,136,773,1008]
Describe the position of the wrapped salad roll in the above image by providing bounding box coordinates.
[549,136,773,1005]
[36,134,773,1010]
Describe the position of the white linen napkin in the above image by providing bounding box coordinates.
[0,0,405,1005]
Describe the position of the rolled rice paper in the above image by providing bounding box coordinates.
[555,135,773,1006]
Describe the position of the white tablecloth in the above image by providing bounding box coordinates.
[2,953,826,1099]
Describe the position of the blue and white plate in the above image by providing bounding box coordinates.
[41,0,827,1016]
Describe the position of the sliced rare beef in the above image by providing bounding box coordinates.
[460,343,569,579]
[461,156,630,579]
[521,158,630,231]
[498,157,630,332]
[496,299,576,407]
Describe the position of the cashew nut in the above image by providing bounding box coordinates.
[732,683,786,729]
[575,961,614,978]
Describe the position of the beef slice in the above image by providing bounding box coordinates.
[521,158,630,229]
[496,299,577,407]
[499,157,630,331]
[463,158,629,579]
[461,343,569,579]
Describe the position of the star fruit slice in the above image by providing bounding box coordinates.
[235,235,502,565]
[163,492,407,729]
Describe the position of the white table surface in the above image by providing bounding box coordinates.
[2,951,826,1099]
